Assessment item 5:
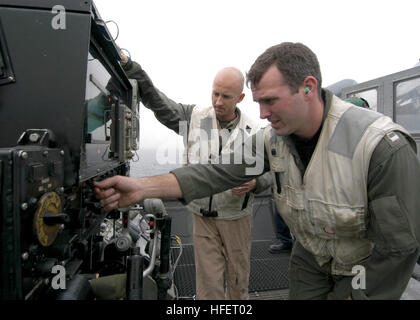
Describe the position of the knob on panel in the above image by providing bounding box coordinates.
[33,192,62,247]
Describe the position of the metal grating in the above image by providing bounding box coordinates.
[173,240,290,299]
[173,265,196,299]
[249,289,289,300]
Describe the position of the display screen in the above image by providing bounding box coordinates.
[85,51,113,141]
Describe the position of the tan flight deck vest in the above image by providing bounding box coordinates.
[265,96,416,275]
[185,106,262,220]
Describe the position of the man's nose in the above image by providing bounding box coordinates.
[215,96,224,106]
[260,105,270,119]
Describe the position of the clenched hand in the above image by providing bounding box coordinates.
[93,176,143,211]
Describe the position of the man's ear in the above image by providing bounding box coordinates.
[238,93,245,103]
[302,76,318,96]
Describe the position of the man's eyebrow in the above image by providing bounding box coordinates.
[255,96,279,102]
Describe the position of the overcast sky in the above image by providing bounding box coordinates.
[95,0,420,150]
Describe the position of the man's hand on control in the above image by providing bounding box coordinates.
[93,176,142,211]
[93,173,183,211]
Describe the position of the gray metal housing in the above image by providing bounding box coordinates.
[342,65,420,158]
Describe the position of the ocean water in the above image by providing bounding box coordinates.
[129,148,182,178]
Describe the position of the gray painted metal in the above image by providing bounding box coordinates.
[0,0,92,13]
[341,66,420,159]
[342,65,420,117]
[0,1,133,185]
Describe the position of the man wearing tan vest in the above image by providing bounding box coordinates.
[118,52,272,299]
[95,43,420,299]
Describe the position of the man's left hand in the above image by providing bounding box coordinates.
[232,179,257,196]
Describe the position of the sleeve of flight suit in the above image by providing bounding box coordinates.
[122,58,195,133]
[254,172,273,194]
[349,131,420,300]
[171,129,271,203]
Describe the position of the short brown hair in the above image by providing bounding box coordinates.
[246,42,322,96]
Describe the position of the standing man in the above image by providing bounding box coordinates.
[95,43,420,299]
[119,52,272,300]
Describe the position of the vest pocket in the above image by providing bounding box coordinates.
[217,190,248,210]
[332,238,373,267]
[285,185,304,210]
[273,191,294,226]
[308,199,366,239]
[273,185,302,234]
